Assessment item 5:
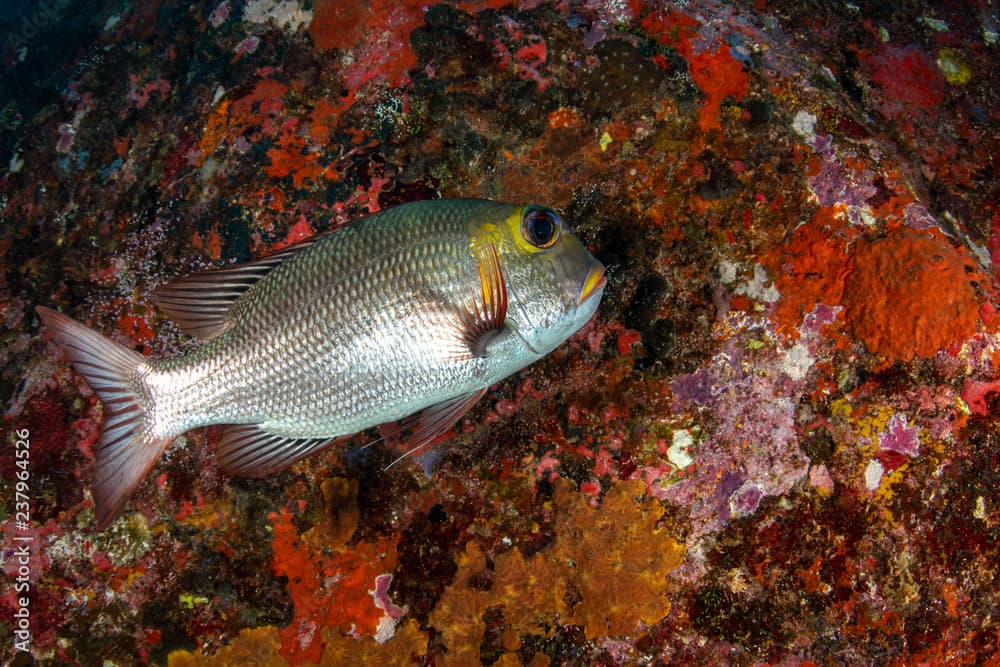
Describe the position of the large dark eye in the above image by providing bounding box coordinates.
[521,207,561,249]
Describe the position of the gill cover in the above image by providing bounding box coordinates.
[471,204,606,358]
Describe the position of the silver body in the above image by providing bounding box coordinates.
[146,199,598,440]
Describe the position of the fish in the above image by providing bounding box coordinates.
[37,198,607,529]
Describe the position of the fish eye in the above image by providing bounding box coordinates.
[521,207,561,249]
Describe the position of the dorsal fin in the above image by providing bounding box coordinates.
[155,237,321,339]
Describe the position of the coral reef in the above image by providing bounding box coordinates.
[2,0,1000,664]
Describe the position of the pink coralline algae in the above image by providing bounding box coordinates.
[962,379,1000,416]
[802,134,878,214]
[876,413,921,472]
[208,1,230,27]
[234,36,260,57]
[670,368,714,410]
[127,74,171,110]
[491,18,551,91]
[728,480,764,519]
[55,123,76,153]
[878,414,920,457]
[659,336,811,547]
[370,573,407,643]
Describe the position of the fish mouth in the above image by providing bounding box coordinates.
[578,264,607,305]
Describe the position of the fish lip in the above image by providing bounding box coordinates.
[578,265,607,305]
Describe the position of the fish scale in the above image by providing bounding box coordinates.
[37,198,607,528]
[158,239,462,424]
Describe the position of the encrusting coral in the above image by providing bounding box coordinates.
[431,478,685,664]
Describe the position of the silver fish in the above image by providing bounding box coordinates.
[37,198,607,529]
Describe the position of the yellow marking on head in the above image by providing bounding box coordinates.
[468,206,561,267]
[469,222,503,264]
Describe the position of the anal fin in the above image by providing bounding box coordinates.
[216,424,345,477]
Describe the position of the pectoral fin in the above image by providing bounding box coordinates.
[456,241,507,358]
[374,388,488,469]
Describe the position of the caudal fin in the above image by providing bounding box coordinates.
[36,306,172,530]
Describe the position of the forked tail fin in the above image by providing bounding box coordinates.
[36,306,173,530]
